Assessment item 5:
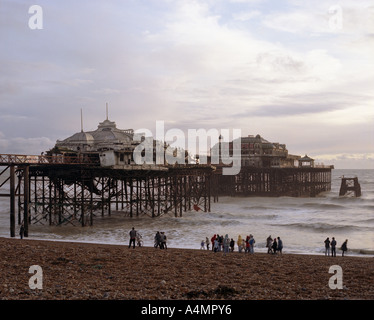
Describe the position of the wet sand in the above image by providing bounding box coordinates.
[0,237,373,300]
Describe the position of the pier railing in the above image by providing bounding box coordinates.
[0,154,100,166]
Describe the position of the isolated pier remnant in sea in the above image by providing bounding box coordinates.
[339,176,361,197]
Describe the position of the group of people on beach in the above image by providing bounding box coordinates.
[127,227,168,249]
[129,227,349,257]
[204,234,255,254]
[266,235,283,255]
[200,234,283,255]
[324,237,348,257]
[154,231,167,249]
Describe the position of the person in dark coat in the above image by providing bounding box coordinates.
[324,237,331,256]
[271,238,278,254]
[229,238,235,252]
[277,237,283,255]
[331,237,337,257]
[266,235,273,254]
[155,231,162,248]
[128,227,137,249]
[161,232,167,250]
[19,223,25,239]
[341,239,348,256]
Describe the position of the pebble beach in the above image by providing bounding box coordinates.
[0,237,373,300]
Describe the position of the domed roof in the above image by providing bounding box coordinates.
[61,131,94,143]
[91,129,117,141]
[89,118,130,142]
[55,116,134,151]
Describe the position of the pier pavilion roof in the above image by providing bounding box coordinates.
[55,117,135,152]
[90,119,133,143]
[62,131,95,144]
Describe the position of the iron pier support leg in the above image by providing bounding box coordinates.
[23,165,29,237]
[10,165,15,237]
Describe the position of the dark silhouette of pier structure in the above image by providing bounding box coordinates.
[211,166,332,198]
[339,176,361,197]
[0,154,212,237]
[1,154,333,238]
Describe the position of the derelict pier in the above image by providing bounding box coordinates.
[212,166,332,197]
[0,115,334,237]
[0,154,212,237]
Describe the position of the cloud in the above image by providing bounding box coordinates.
[256,51,306,73]
[262,9,328,34]
[262,1,374,36]
[315,153,374,169]
[0,0,373,168]
[0,132,54,154]
[92,88,120,95]
[232,10,261,21]
[229,0,266,3]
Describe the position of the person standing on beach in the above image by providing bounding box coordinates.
[211,234,216,251]
[245,235,250,253]
[341,239,348,256]
[218,235,223,252]
[19,222,25,239]
[272,238,278,254]
[249,235,255,254]
[331,237,337,257]
[200,240,205,250]
[230,238,235,252]
[129,227,137,249]
[223,234,230,255]
[161,232,167,249]
[155,231,161,248]
[266,235,273,254]
[237,235,243,253]
[213,237,219,253]
[205,237,210,250]
[324,237,331,256]
[277,237,283,255]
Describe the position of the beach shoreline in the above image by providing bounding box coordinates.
[1,237,373,300]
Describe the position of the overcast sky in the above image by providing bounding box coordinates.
[1,0,373,169]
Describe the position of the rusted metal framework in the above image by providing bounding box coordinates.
[26,165,212,225]
[0,153,334,239]
[339,177,361,197]
[0,155,212,237]
[211,167,332,197]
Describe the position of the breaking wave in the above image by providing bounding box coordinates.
[278,222,372,233]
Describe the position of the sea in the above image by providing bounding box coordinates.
[0,169,373,256]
